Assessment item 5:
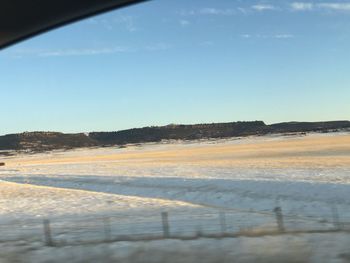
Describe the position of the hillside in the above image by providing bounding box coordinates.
[0,132,97,151]
[0,120,349,152]
[88,121,267,145]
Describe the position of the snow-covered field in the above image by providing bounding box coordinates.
[1,132,349,218]
[2,233,350,263]
[0,131,349,262]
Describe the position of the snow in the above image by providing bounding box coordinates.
[0,180,199,222]
[1,233,350,263]
[0,131,349,261]
[1,132,349,219]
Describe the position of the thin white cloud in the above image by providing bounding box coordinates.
[318,3,350,11]
[274,34,294,39]
[240,34,294,39]
[83,15,138,32]
[291,2,350,12]
[290,2,314,11]
[241,34,252,38]
[180,6,280,16]
[85,18,99,25]
[251,4,277,11]
[199,8,236,15]
[178,8,238,16]
[179,2,350,17]
[178,10,196,16]
[113,15,137,32]
[237,7,249,14]
[6,43,172,58]
[179,19,190,27]
[144,43,172,51]
[39,47,132,57]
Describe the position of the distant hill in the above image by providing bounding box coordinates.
[89,121,267,145]
[0,132,96,151]
[0,120,349,152]
[269,121,350,133]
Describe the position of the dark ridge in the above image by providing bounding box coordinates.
[268,121,350,133]
[89,121,267,145]
[0,120,349,152]
[0,131,97,151]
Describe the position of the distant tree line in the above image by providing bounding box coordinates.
[0,120,349,152]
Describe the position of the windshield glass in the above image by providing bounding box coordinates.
[0,1,349,262]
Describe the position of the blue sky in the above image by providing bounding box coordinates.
[1,0,349,134]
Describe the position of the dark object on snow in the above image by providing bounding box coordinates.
[0,162,5,166]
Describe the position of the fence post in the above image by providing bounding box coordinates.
[43,219,54,246]
[161,212,170,238]
[196,225,203,237]
[103,217,112,242]
[331,205,342,230]
[273,206,285,232]
[219,212,227,234]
